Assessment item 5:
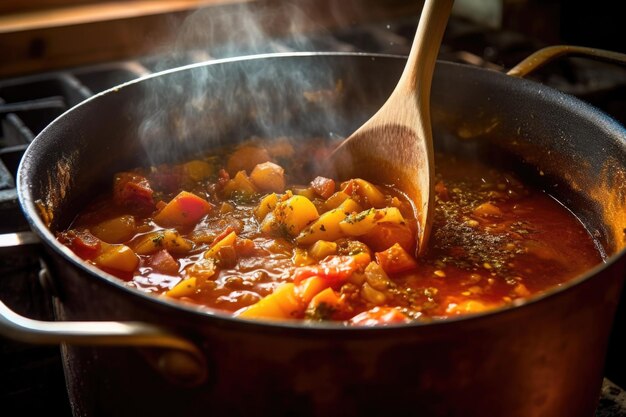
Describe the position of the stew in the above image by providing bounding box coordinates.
[56,137,602,325]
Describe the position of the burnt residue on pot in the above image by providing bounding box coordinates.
[34,151,77,229]
[589,158,626,251]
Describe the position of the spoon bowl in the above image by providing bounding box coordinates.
[327,0,454,255]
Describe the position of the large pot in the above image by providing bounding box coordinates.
[2,50,626,417]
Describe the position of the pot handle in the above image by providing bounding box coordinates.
[0,231,207,385]
[507,45,626,77]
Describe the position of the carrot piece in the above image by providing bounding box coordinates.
[375,243,419,274]
[204,231,237,259]
[211,226,237,247]
[292,255,360,286]
[153,191,213,227]
[297,276,328,304]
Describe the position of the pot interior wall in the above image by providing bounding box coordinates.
[21,54,626,257]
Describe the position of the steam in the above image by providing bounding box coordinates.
[136,1,377,167]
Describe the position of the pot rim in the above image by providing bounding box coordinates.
[16,51,626,332]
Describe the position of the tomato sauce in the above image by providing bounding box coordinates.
[57,138,602,324]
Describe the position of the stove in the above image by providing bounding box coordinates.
[1,5,626,417]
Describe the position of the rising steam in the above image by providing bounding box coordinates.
[136,1,383,168]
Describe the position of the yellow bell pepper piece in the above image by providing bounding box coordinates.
[93,244,139,272]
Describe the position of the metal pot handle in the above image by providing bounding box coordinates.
[0,231,207,385]
[507,45,626,77]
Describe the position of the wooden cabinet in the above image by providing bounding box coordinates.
[0,0,419,78]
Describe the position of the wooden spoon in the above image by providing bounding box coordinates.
[326,0,454,256]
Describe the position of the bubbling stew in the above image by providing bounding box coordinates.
[57,137,602,325]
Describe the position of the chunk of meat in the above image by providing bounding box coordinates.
[149,249,179,275]
[113,172,154,212]
[310,176,336,199]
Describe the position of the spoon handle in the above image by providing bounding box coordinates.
[399,0,455,93]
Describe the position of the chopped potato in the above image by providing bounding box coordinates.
[273,195,319,237]
[342,178,387,208]
[134,229,193,255]
[167,277,197,298]
[296,207,348,245]
[340,207,405,237]
[255,193,279,221]
[184,160,213,181]
[250,161,286,193]
[94,244,139,272]
[309,240,338,260]
[222,171,259,198]
[90,215,137,243]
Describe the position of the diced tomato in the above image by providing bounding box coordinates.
[435,180,449,201]
[217,169,230,188]
[148,165,185,194]
[292,255,359,287]
[113,172,154,212]
[375,243,419,274]
[362,222,416,254]
[310,176,336,199]
[57,230,102,259]
[153,191,213,228]
[234,238,257,257]
[350,307,409,326]
[149,249,179,275]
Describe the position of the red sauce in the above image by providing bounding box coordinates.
[57,138,602,324]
